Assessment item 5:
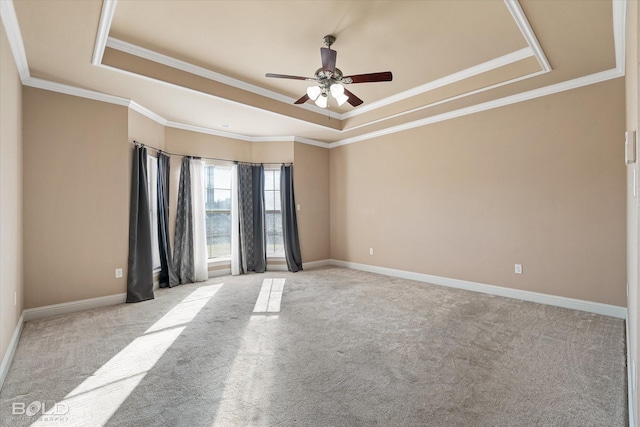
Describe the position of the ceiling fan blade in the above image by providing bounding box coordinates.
[321,47,337,73]
[294,94,310,104]
[265,73,310,80]
[343,88,363,107]
[345,71,393,84]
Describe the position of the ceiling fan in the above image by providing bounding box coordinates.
[266,35,393,108]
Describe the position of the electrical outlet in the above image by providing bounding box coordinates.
[369,248,374,255]
[296,204,301,211]
[515,264,523,274]
[14,291,17,307]
[115,268,123,279]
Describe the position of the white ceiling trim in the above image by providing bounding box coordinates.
[341,47,535,119]
[166,121,253,142]
[23,76,131,107]
[612,0,626,73]
[329,68,623,148]
[0,0,30,82]
[343,69,548,134]
[105,37,327,117]
[98,1,549,126]
[166,121,329,147]
[129,101,168,126]
[503,0,552,72]
[95,59,341,133]
[4,0,627,151]
[91,0,117,66]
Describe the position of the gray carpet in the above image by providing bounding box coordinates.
[0,267,627,426]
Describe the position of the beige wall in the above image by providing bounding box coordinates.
[331,78,626,306]
[23,88,130,308]
[128,109,165,150]
[252,141,293,164]
[294,142,330,263]
[0,21,23,374]
[626,0,639,423]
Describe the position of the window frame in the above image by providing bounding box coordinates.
[204,163,233,260]
[264,168,284,257]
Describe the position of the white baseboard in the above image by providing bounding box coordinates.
[303,259,331,270]
[23,293,127,322]
[0,312,25,391]
[330,259,627,319]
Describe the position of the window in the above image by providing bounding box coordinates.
[205,165,232,258]
[264,169,284,256]
[147,155,161,270]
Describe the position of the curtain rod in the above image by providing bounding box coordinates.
[132,140,292,166]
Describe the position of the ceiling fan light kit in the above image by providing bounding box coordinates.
[266,35,393,109]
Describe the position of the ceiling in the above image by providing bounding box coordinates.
[3,0,625,146]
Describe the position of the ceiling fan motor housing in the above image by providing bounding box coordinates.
[323,35,336,48]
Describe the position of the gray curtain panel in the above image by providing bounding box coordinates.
[126,145,154,303]
[157,153,179,288]
[238,163,266,273]
[280,165,303,272]
[173,157,195,284]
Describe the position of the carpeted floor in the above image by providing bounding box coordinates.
[0,267,627,426]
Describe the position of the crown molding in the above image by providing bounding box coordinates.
[23,76,130,106]
[92,0,117,66]
[5,0,626,152]
[101,4,550,127]
[504,0,552,72]
[343,69,548,134]
[129,101,167,125]
[105,37,328,117]
[0,0,30,82]
[293,136,330,148]
[166,121,253,142]
[342,47,537,119]
[612,0,626,74]
[166,122,328,147]
[330,68,623,148]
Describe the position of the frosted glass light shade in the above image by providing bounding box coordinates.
[336,94,349,106]
[330,83,344,98]
[306,86,322,101]
[315,95,328,108]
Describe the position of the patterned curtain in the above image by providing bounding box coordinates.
[157,152,178,287]
[126,145,154,302]
[280,165,303,272]
[173,157,194,284]
[237,163,266,273]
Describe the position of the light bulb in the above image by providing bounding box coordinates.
[306,86,321,101]
[330,83,344,98]
[315,94,328,108]
[336,94,349,106]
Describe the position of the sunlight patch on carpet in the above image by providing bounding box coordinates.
[31,284,223,426]
[253,278,285,313]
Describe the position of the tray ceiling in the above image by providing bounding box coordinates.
[5,0,622,145]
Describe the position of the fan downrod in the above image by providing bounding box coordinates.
[323,35,336,49]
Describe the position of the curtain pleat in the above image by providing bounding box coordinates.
[280,165,303,272]
[126,146,155,302]
[238,163,266,273]
[191,159,208,282]
[157,153,179,287]
[173,157,194,284]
